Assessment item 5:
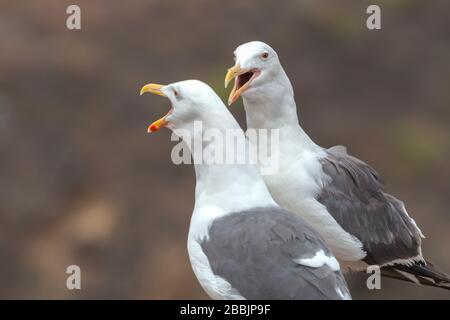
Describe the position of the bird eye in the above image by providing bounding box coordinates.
[261,52,269,60]
[173,89,179,97]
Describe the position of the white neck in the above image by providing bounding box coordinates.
[193,161,275,213]
[174,109,277,231]
[242,66,319,152]
[193,130,275,208]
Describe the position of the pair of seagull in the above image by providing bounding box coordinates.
[140,41,449,299]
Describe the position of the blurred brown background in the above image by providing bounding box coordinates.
[0,0,449,299]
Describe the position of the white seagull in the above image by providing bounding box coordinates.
[139,80,351,299]
[224,41,450,289]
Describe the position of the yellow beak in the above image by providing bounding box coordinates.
[224,64,243,89]
[224,64,253,106]
[139,83,167,97]
[139,83,169,133]
[147,117,167,133]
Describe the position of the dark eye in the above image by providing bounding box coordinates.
[173,89,179,97]
[261,52,269,60]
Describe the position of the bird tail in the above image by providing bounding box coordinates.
[380,260,450,290]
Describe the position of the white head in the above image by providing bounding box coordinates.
[139,79,239,135]
[225,41,297,129]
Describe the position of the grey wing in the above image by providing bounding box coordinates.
[318,146,424,265]
[201,207,350,300]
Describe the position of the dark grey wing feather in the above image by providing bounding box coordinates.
[201,207,350,300]
[318,147,423,265]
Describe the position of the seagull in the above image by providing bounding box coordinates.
[224,41,450,289]
[139,80,351,299]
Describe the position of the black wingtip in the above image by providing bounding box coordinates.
[381,260,450,291]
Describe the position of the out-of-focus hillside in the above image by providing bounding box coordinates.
[0,0,449,299]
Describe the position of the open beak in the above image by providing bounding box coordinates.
[224,64,260,106]
[139,83,170,133]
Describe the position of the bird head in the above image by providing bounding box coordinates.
[224,41,283,106]
[139,80,233,134]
